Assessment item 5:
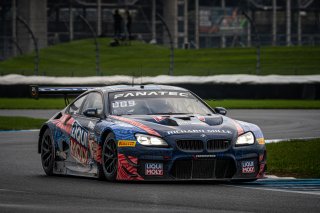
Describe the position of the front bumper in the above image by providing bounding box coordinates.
[116,138,267,181]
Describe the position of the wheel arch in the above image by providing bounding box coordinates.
[100,128,114,145]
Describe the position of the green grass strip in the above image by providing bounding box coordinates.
[0,116,46,130]
[207,99,320,109]
[0,98,66,109]
[266,139,320,178]
[0,98,320,109]
[1,38,320,76]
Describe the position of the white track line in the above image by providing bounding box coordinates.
[265,137,320,143]
[228,185,320,196]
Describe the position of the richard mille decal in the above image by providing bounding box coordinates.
[167,129,232,135]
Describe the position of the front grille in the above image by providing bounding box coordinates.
[207,139,231,151]
[176,140,204,151]
[171,159,236,179]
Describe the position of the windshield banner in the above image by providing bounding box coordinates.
[109,91,191,100]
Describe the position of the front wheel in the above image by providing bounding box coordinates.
[41,129,55,176]
[102,133,118,181]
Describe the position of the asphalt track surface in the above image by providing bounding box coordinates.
[0,131,320,213]
[1,109,320,139]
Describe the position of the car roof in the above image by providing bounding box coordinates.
[97,84,189,93]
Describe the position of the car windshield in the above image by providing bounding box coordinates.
[108,90,213,115]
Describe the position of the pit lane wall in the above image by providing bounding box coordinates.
[1,74,320,99]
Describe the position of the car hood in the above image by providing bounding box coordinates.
[109,114,241,139]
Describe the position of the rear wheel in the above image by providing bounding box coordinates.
[102,133,118,181]
[41,129,55,176]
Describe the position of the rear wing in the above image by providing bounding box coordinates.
[30,85,95,105]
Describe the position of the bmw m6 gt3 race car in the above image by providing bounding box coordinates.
[33,85,266,182]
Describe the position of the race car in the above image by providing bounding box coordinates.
[33,84,266,181]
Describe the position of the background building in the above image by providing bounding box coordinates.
[1,0,320,60]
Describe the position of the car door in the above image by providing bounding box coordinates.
[71,92,104,170]
[52,94,89,173]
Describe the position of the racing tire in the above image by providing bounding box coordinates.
[102,133,118,181]
[41,129,55,176]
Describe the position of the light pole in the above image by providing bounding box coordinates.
[156,13,174,76]
[78,14,101,76]
[17,16,39,75]
[239,0,261,75]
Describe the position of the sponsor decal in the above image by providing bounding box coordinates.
[145,163,164,176]
[70,121,89,164]
[167,129,232,135]
[70,122,88,148]
[70,138,88,165]
[241,161,255,174]
[112,91,189,100]
[118,140,136,147]
[257,138,265,145]
[195,154,216,158]
[110,115,161,137]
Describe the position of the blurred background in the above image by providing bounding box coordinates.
[0,0,320,77]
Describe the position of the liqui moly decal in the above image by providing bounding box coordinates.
[145,163,163,176]
[242,161,255,174]
[70,121,88,148]
[71,138,88,165]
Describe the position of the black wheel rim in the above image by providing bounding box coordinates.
[103,139,118,175]
[41,135,53,169]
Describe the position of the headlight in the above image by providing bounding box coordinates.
[135,133,168,147]
[236,132,255,146]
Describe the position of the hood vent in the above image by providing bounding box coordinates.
[175,117,191,121]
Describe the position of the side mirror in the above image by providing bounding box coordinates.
[214,107,227,115]
[83,108,98,117]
